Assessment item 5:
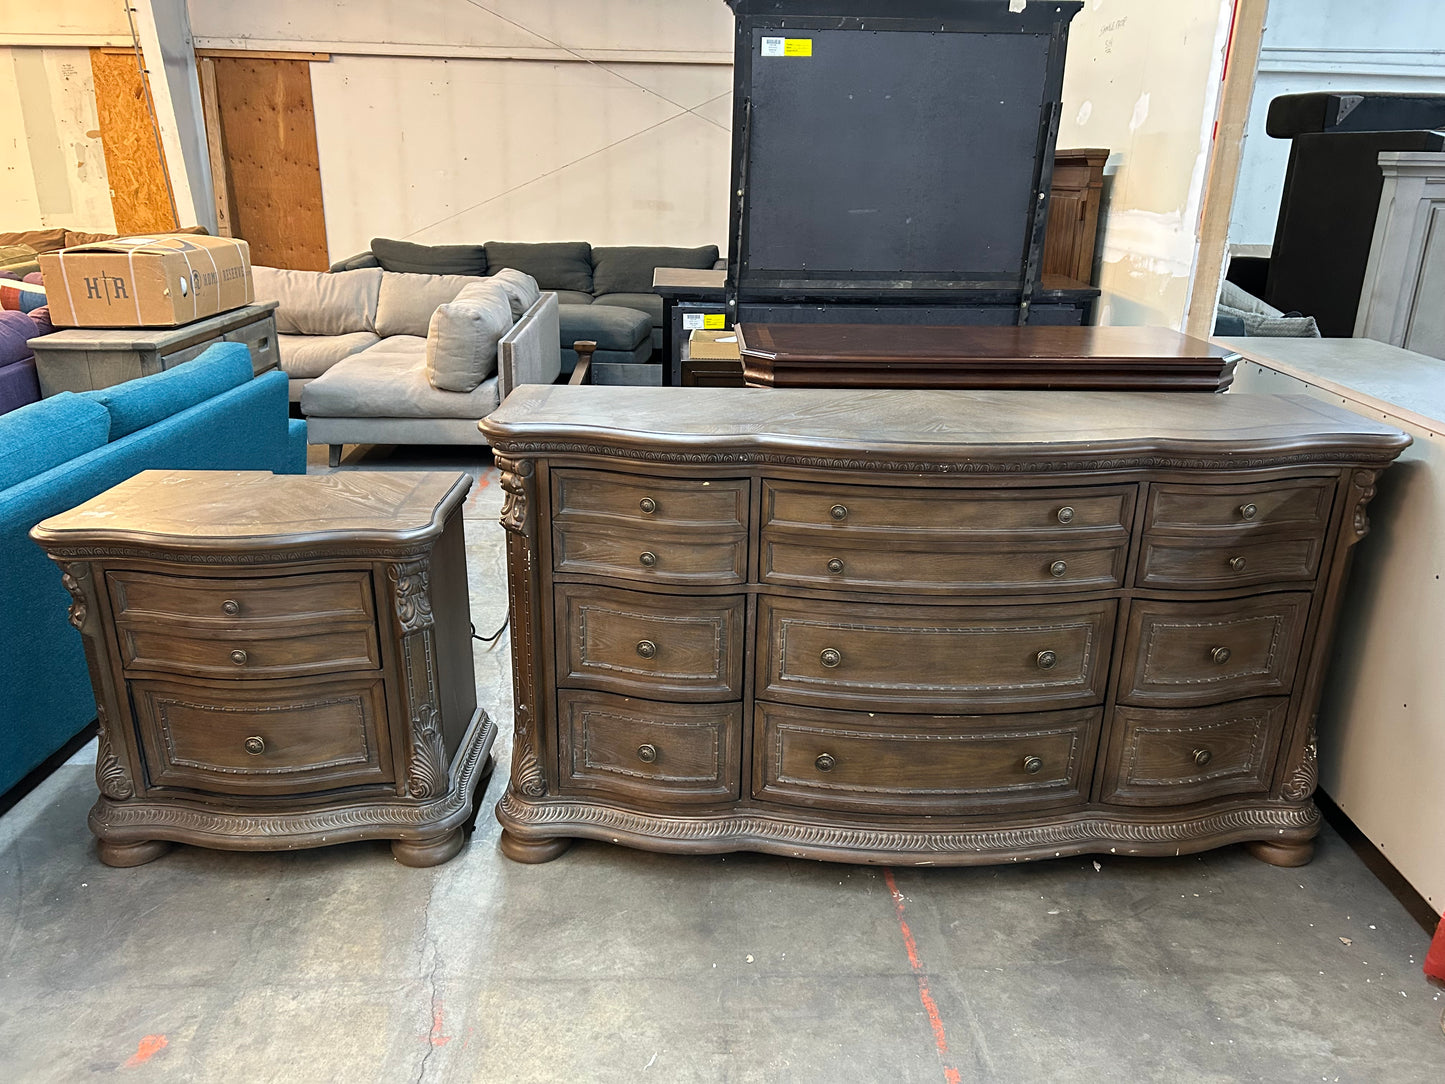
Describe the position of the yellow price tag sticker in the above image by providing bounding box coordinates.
[784,38,813,57]
[702,314,727,330]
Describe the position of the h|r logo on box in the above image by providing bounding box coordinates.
[83,274,129,303]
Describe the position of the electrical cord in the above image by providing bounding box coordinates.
[471,615,509,644]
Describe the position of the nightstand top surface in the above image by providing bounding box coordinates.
[33,470,471,549]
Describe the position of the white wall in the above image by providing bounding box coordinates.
[1229,0,1445,247]
[187,0,734,259]
[1055,0,1236,330]
[0,47,116,233]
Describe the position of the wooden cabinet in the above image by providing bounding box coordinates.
[480,385,1408,867]
[31,470,496,868]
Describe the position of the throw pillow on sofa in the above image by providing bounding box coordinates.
[484,241,592,293]
[490,268,541,318]
[375,272,488,338]
[425,280,513,393]
[371,237,488,277]
[591,245,719,295]
[253,266,382,335]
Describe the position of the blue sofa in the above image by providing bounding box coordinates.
[0,343,306,801]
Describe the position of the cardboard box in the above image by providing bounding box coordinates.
[688,328,741,360]
[39,234,253,329]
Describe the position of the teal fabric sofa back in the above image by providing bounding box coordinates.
[0,343,307,802]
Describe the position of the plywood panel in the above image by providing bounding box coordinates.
[89,47,176,234]
[211,57,327,269]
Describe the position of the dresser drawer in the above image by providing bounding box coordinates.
[553,524,747,586]
[555,584,745,701]
[1101,699,1290,806]
[109,569,374,626]
[763,480,1132,536]
[552,470,748,527]
[762,537,1126,593]
[118,623,381,678]
[130,675,393,796]
[754,701,1097,814]
[557,691,741,805]
[758,596,1115,712]
[1118,594,1311,707]
[1136,535,1324,589]
[1144,479,1334,534]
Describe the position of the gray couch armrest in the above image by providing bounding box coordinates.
[329,251,380,272]
[499,292,562,399]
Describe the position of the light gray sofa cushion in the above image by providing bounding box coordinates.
[277,331,380,379]
[425,280,513,393]
[553,290,595,306]
[375,272,487,337]
[593,292,664,323]
[301,336,501,420]
[254,266,381,335]
[490,268,542,318]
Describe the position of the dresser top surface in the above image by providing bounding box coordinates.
[482,387,1409,465]
[33,470,472,549]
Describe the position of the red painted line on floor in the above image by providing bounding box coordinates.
[884,868,961,1084]
[123,1034,168,1068]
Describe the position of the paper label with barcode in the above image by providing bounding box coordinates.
[683,313,705,330]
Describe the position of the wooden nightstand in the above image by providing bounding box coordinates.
[32,470,495,868]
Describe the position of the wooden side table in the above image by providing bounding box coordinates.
[31,301,279,396]
[31,470,496,868]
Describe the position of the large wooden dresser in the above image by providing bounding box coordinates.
[480,387,1408,866]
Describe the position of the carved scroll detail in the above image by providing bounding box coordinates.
[1350,469,1380,543]
[389,558,433,634]
[58,562,90,632]
[94,705,134,801]
[495,455,534,536]
[407,704,448,800]
[1281,723,1319,802]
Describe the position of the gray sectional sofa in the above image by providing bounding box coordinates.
[331,238,721,384]
[252,265,561,464]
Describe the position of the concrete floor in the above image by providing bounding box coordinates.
[1,443,1441,1082]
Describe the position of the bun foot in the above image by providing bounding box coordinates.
[499,829,571,863]
[391,827,465,868]
[96,838,172,867]
[1247,838,1315,867]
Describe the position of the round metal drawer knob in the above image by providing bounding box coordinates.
[1022,755,1044,775]
[636,640,657,659]
[1056,506,1075,525]
[1193,747,1213,767]
[637,743,658,763]
[829,504,848,521]
[1036,650,1058,670]
[244,736,265,756]
[221,599,240,616]
[1049,560,1068,578]
[639,551,658,567]
[815,753,836,773]
[1229,555,1247,572]
[826,558,844,574]
[638,497,657,514]
[229,648,248,665]
[1211,646,1232,665]
[1239,503,1258,521]
[820,648,842,669]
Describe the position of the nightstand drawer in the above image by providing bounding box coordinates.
[1118,595,1311,707]
[1144,479,1333,534]
[555,584,745,701]
[1101,699,1290,806]
[119,623,381,678]
[754,702,1097,815]
[109,570,374,626]
[557,691,742,805]
[131,675,393,796]
[758,596,1114,712]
